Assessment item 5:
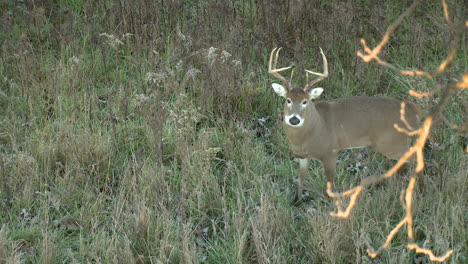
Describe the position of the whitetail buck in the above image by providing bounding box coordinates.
[268,47,421,200]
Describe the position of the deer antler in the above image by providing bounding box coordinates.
[303,47,328,91]
[268,47,293,90]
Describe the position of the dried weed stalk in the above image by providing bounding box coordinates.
[327,0,466,261]
[142,99,168,167]
[169,93,221,215]
[143,63,200,166]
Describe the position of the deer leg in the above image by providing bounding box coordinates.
[322,154,338,186]
[297,158,310,201]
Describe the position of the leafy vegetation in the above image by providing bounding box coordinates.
[0,0,466,263]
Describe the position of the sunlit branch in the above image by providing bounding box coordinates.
[407,244,454,262]
[440,114,468,132]
[409,89,434,98]
[400,102,415,130]
[326,0,462,261]
[366,176,454,261]
[326,183,363,218]
[367,216,408,257]
[357,0,464,80]
[441,0,451,26]
[357,0,422,64]
[436,44,457,73]
[448,72,468,89]
[394,124,421,136]
[367,177,416,257]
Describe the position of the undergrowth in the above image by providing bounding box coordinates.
[0,0,466,263]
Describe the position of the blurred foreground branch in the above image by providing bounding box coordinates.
[327,0,466,261]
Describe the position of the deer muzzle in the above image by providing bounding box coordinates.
[284,114,304,127]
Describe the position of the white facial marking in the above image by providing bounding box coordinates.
[284,114,304,127]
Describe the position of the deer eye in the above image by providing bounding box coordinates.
[302,100,308,105]
[286,99,292,104]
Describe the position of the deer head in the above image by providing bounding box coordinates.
[269,47,328,127]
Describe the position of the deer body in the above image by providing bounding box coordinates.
[268,48,420,200]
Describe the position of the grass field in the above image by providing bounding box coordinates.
[0,0,466,263]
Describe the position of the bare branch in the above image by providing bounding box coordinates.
[436,43,457,73]
[400,102,415,131]
[407,243,454,262]
[399,70,433,78]
[409,89,435,98]
[367,176,431,258]
[357,0,465,79]
[326,0,465,260]
[448,72,468,89]
[358,39,433,78]
[326,183,363,218]
[440,114,468,132]
[394,124,421,136]
[357,0,423,63]
[366,211,409,257]
[367,176,416,256]
[441,0,452,26]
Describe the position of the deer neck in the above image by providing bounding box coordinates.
[284,104,325,156]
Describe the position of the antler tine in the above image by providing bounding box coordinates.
[304,47,329,91]
[268,47,293,90]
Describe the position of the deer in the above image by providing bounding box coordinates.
[268,47,421,201]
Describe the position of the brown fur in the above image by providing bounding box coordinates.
[282,94,420,200]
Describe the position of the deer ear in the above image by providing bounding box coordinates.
[308,87,323,100]
[272,83,287,97]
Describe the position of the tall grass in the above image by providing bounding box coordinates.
[0,0,466,263]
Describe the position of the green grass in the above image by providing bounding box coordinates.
[0,0,466,263]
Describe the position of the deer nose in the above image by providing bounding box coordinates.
[289,116,300,126]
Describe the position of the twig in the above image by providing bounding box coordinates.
[326,183,363,218]
[357,0,423,64]
[441,0,451,26]
[407,243,454,262]
[357,0,464,80]
[366,177,416,257]
[440,113,468,132]
[400,102,415,131]
[409,89,435,98]
[326,0,466,260]
[436,43,457,73]
[448,72,468,89]
[394,124,421,136]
